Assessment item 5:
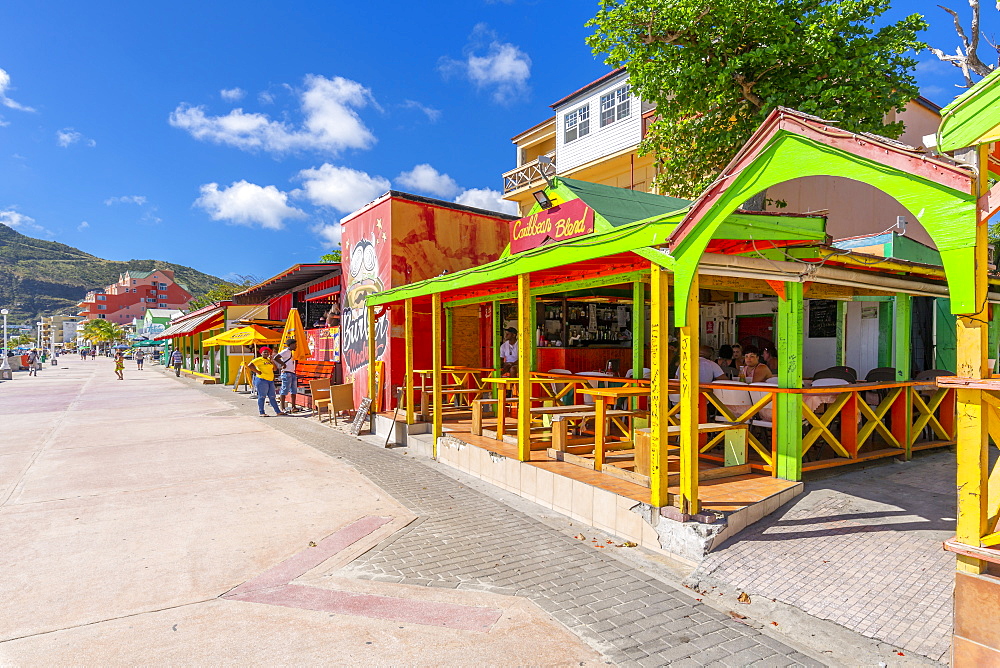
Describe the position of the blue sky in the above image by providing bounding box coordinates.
[0,1,995,284]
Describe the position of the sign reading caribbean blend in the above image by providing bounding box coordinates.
[509,198,594,254]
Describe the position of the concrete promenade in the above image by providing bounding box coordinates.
[0,357,936,666]
[0,358,596,665]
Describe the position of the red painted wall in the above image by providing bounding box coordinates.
[341,195,511,409]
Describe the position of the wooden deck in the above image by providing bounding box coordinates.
[438,414,797,515]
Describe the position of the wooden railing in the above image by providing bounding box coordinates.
[696,381,956,474]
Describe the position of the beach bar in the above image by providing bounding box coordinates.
[365,108,996,560]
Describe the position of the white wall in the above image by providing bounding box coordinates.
[844,301,880,378]
[554,73,641,173]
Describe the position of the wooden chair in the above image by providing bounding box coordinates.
[329,382,356,425]
[309,379,333,424]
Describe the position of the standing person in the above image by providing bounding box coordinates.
[114,350,124,380]
[247,347,285,417]
[169,347,183,377]
[273,338,298,414]
[135,348,145,371]
[27,349,39,376]
[91,348,97,360]
[499,327,519,376]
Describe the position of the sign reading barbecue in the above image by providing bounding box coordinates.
[508,198,594,254]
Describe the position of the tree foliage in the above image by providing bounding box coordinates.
[187,275,258,311]
[319,248,342,263]
[586,0,927,198]
[81,319,127,348]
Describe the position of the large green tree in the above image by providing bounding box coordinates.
[188,275,257,311]
[586,0,928,198]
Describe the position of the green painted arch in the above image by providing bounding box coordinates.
[670,131,977,326]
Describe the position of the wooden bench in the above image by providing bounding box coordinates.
[294,360,337,390]
[549,409,637,453]
[471,400,597,436]
[420,386,489,420]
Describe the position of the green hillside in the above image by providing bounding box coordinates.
[0,224,225,325]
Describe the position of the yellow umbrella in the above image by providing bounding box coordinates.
[202,325,282,347]
[281,309,310,361]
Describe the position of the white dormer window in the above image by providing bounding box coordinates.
[564,104,590,144]
[600,85,631,127]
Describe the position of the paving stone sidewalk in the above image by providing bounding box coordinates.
[691,454,958,663]
[257,426,824,666]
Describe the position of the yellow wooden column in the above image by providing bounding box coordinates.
[431,293,443,453]
[956,143,991,574]
[678,272,700,515]
[367,306,377,403]
[517,274,531,462]
[649,265,671,507]
[404,299,415,425]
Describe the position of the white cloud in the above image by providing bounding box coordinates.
[0,208,51,236]
[0,68,34,113]
[401,99,441,122]
[455,188,519,215]
[396,163,460,198]
[78,221,90,231]
[170,75,377,156]
[312,222,342,249]
[258,90,275,105]
[56,128,96,148]
[440,24,531,103]
[104,195,147,206]
[195,180,306,230]
[296,163,390,213]
[220,87,246,102]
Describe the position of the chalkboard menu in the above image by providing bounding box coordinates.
[349,397,373,436]
[808,300,838,338]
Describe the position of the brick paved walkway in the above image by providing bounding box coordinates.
[691,455,957,663]
[283,434,824,666]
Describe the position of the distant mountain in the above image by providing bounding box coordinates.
[0,224,225,325]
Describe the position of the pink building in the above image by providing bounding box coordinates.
[78,269,192,325]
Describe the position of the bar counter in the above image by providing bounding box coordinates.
[537,345,635,375]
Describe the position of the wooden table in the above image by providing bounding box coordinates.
[482,377,520,437]
[578,386,651,470]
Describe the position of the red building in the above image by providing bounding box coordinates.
[78,269,192,325]
[341,191,516,408]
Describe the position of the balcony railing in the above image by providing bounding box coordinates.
[502,152,556,194]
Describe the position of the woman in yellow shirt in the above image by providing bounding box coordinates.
[248,347,286,416]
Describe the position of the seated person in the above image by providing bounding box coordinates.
[762,346,779,373]
[716,344,739,378]
[741,346,774,383]
[675,345,728,384]
[731,343,745,368]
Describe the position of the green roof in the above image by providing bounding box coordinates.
[125,270,154,279]
[558,177,691,228]
[937,66,1000,151]
[367,179,826,307]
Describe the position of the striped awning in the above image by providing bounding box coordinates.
[154,308,224,340]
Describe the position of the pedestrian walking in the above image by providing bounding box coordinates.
[135,348,145,370]
[273,338,298,414]
[114,350,124,380]
[91,349,97,360]
[27,349,39,376]
[247,347,286,417]
[169,348,183,377]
